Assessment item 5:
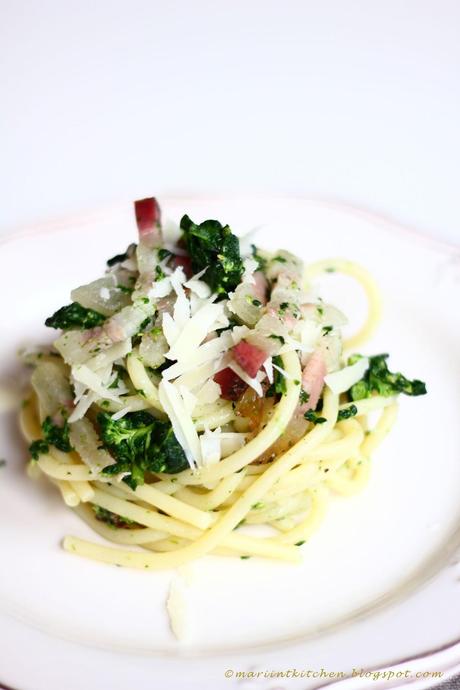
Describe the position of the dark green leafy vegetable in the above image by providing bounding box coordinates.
[304,410,327,424]
[45,302,106,330]
[42,416,73,452]
[266,355,287,397]
[92,505,138,529]
[337,404,358,421]
[106,251,129,267]
[180,215,244,297]
[98,411,189,489]
[349,354,427,401]
[29,439,49,460]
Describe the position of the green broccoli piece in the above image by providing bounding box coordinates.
[45,302,106,330]
[180,215,244,297]
[98,411,189,489]
[349,354,427,401]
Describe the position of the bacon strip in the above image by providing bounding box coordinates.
[135,197,162,247]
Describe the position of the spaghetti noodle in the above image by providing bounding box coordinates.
[20,197,426,570]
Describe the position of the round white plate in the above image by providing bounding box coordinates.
[0,197,459,690]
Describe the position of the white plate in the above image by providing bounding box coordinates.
[1,197,459,690]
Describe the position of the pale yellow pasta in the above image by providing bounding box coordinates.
[20,252,408,572]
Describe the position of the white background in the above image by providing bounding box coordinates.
[1,0,459,239]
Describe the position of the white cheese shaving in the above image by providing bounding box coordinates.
[298,320,322,351]
[68,391,98,423]
[162,332,233,380]
[178,385,197,416]
[148,276,173,300]
[71,364,120,403]
[170,267,191,330]
[111,406,133,421]
[184,267,211,299]
[166,572,194,641]
[162,312,180,348]
[99,287,111,300]
[200,427,221,466]
[231,325,251,345]
[195,379,221,405]
[263,357,274,384]
[166,301,224,363]
[158,380,201,468]
[272,361,295,380]
[220,432,247,457]
[174,358,223,391]
[324,357,369,395]
[228,361,263,397]
[242,257,258,284]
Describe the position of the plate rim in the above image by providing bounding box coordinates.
[1,195,459,690]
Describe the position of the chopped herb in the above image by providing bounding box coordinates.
[304,410,327,424]
[45,302,106,330]
[325,267,336,273]
[251,244,267,272]
[92,505,137,529]
[180,215,244,298]
[117,284,134,294]
[322,325,333,336]
[150,327,163,338]
[98,411,189,489]
[269,334,285,345]
[155,265,165,280]
[299,389,310,404]
[273,255,287,263]
[158,248,173,262]
[240,555,251,560]
[316,305,324,316]
[106,250,129,267]
[266,355,287,397]
[252,298,262,307]
[140,297,149,304]
[251,502,264,510]
[235,519,246,529]
[337,404,358,421]
[295,540,306,546]
[29,439,49,460]
[349,354,427,400]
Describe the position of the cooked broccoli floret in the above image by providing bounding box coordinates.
[349,354,427,401]
[98,411,189,489]
[45,302,106,330]
[180,215,244,297]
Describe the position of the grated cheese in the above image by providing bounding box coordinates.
[324,357,369,395]
[158,380,201,468]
